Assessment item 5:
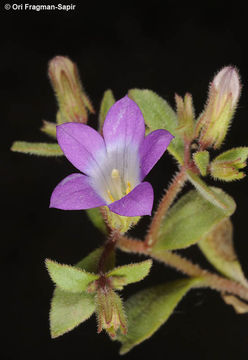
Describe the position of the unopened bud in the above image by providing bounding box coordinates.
[196,66,241,149]
[48,56,94,124]
[175,93,194,141]
[96,286,127,338]
[210,147,248,181]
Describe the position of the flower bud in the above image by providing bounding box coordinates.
[210,147,248,181]
[96,285,127,338]
[196,66,241,149]
[175,93,194,141]
[48,56,94,124]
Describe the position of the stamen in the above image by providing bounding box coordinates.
[107,190,115,203]
[126,181,131,195]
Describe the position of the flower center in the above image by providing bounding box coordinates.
[107,168,132,202]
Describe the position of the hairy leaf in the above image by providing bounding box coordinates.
[46,259,99,293]
[199,218,248,287]
[50,288,95,338]
[154,187,236,251]
[11,141,63,156]
[107,260,152,288]
[187,170,236,211]
[193,150,210,176]
[117,278,200,354]
[128,89,184,163]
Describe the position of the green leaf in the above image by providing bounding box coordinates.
[46,259,99,293]
[86,208,107,234]
[48,247,115,339]
[193,150,210,176]
[40,120,57,138]
[11,141,63,156]
[154,187,236,251]
[128,89,184,164]
[98,89,115,131]
[107,260,152,288]
[117,278,200,354]
[198,218,248,287]
[187,170,236,211]
[50,288,95,338]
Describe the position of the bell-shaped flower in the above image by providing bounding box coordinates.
[196,66,241,149]
[50,96,173,217]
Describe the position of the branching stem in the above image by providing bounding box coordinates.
[117,236,248,302]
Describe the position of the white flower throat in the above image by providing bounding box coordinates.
[107,168,132,202]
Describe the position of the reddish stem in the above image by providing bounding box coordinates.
[145,167,187,247]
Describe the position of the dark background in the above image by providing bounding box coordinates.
[1,2,248,359]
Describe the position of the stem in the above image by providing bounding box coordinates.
[145,167,187,247]
[97,229,120,274]
[117,236,248,302]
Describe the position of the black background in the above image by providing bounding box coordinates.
[2,2,248,359]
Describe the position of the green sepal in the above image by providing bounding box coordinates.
[198,218,248,287]
[105,206,140,234]
[50,288,95,338]
[11,141,63,156]
[187,170,236,211]
[45,259,99,293]
[117,278,201,354]
[193,150,210,176]
[154,187,235,251]
[86,208,107,234]
[98,89,115,132]
[210,147,248,181]
[107,260,152,289]
[96,288,127,338]
[128,89,184,164]
[40,120,57,138]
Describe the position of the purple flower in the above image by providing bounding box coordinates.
[50,96,173,217]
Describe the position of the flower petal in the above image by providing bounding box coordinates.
[108,182,154,216]
[50,173,106,210]
[57,123,106,176]
[103,95,145,150]
[139,129,174,180]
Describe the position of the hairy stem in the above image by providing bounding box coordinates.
[145,167,187,247]
[117,236,248,302]
[97,229,120,274]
